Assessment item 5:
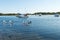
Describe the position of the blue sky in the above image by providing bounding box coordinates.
[0,0,60,13]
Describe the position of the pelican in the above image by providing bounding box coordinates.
[2,20,7,26]
[9,20,13,24]
[23,20,32,26]
[2,20,7,24]
[9,20,13,26]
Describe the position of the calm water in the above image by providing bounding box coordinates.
[0,15,60,40]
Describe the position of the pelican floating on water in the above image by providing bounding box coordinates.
[2,20,7,26]
[2,20,7,24]
[23,20,32,26]
[9,20,13,24]
[9,20,13,26]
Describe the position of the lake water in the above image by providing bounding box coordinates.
[0,15,60,40]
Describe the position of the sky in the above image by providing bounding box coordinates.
[0,0,60,14]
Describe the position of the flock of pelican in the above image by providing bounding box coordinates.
[2,20,32,26]
[2,20,13,26]
[2,15,32,26]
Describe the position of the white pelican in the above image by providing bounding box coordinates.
[2,20,7,24]
[23,20,32,26]
[9,20,13,26]
[2,20,7,26]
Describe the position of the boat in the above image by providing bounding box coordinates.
[54,14,59,17]
[39,14,42,16]
[16,14,28,18]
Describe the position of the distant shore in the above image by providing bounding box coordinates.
[0,12,60,16]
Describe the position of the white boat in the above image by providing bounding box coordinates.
[16,15,28,18]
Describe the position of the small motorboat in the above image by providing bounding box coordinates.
[16,14,28,18]
[54,14,59,17]
[39,14,42,16]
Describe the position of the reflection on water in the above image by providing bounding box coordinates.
[0,15,60,40]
